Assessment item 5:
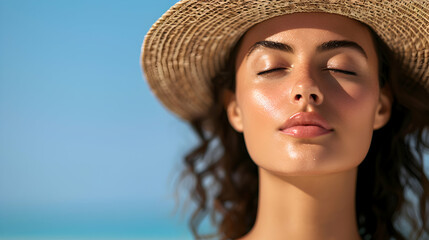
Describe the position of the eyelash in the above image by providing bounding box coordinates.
[323,68,357,76]
[257,67,288,75]
[257,68,357,76]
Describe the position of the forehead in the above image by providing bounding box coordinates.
[236,12,376,60]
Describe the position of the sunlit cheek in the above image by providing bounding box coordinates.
[243,88,285,126]
[240,87,288,169]
[253,90,277,113]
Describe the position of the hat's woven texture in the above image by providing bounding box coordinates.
[142,0,429,120]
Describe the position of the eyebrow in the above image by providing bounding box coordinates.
[247,40,293,57]
[247,40,367,58]
[317,40,367,58]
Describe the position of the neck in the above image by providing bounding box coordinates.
[239,168,361,240]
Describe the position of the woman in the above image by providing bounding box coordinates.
[142,1,429,239]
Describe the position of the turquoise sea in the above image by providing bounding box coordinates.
[0,205,196,239]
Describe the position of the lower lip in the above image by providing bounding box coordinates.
[280,126,333,138]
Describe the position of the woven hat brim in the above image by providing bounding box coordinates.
[142,0,429,120]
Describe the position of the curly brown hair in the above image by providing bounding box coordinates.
[177,26,429,240]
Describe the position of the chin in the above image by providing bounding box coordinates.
[265,164,360,177]
[254,151,364,177]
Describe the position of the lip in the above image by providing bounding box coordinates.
[279,112,333,138]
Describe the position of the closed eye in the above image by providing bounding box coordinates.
[324,68,357,76]
[257,67,288,75]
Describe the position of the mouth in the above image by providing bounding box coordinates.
[279,112,333,138]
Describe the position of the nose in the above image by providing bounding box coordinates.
[290,75,324,106]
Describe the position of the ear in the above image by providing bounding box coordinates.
[373,86,392,130]
[223,90,244,132]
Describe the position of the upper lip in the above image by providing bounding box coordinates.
[279,112,333,131]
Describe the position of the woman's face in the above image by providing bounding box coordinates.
[226,13,391,176]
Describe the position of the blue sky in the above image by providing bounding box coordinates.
[0,0,198,239]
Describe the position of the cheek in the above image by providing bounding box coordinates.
[331,81,380,161]
[337,81,379,129]
[236,78,291,132]
[240,88,284,123]
[236,83,289,163]
[234,61,291,130]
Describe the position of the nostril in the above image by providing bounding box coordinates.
[310,94,318,102]
[295,94,302,101]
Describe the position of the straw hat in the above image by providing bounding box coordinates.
[141,0,429,120]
